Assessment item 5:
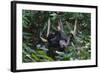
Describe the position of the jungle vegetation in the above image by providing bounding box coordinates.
[22,10,91,63]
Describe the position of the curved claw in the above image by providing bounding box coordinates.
[40,36,48,42]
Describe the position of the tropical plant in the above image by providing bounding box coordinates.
[22,10,91,63]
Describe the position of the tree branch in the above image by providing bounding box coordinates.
[47,18,51,37]
[73,19,77,36]
[58,18,64,32]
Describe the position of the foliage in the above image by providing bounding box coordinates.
[22,10,91,63]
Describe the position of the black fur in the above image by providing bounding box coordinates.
[47,31,68,52]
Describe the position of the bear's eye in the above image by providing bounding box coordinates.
[65,39,67,42]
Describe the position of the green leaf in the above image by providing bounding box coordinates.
[31,53,40,62]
